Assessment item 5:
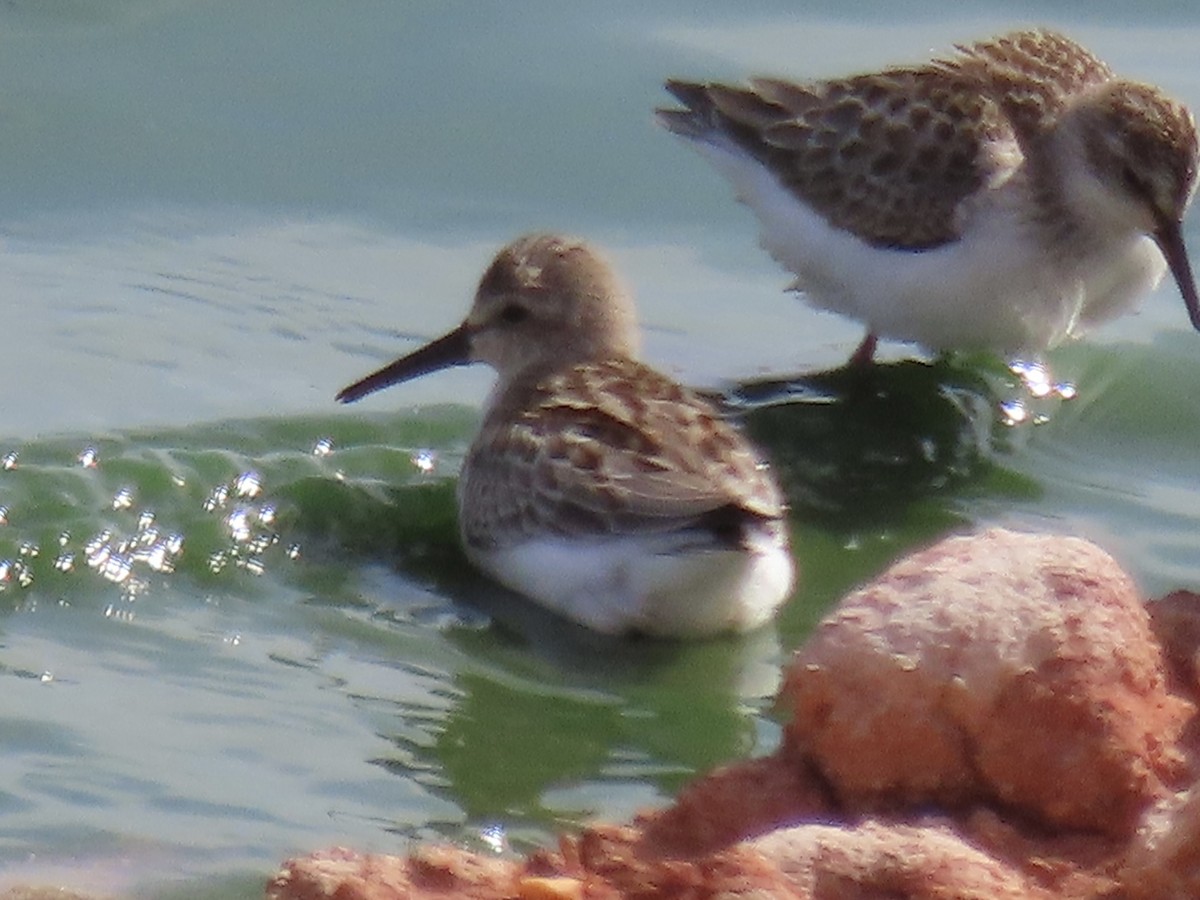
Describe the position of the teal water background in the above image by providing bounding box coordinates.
[1,2,1199,897]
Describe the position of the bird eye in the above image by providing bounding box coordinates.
[498,304,528,325]
[1121,164,1147,196]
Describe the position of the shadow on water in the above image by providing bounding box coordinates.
[730,356,1037,524]
[711,356,1046,631]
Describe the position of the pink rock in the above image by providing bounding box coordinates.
[1121,785,1200,899]
[265,819,1063,900]
[783,528,1193,836]
[637,752,830,855]
[1148,590,1200,700]
[267,846,521,900]
[748,819,1054,899]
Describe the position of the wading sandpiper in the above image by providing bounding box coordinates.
[657,29,1200,364]
[337,234,795,637]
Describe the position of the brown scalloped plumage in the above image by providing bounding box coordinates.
[459,357,784,551]
[659,29,1118,249]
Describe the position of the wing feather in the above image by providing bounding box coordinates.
[458,360,784,549]
[657,29,1113,250]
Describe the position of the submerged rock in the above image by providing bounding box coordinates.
[267,528,1200,900]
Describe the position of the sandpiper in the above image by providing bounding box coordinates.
[657,29,1200,363]
[336,234,795,637]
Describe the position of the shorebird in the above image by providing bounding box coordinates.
[336,233,795,637]
[657,28,1200,363]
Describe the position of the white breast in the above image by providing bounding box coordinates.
[688,139,1166,354]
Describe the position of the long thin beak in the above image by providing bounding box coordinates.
[336,322,472,404]
[1153,217,1200,331]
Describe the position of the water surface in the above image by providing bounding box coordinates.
[1,3,1199,897]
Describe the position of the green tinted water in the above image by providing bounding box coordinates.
[1,3,1199,899]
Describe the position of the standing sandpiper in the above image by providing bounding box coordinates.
[336,234,795,637]
[657,29,1200,363]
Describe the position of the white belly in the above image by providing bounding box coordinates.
[466,530,795,638]
[690,140,1166,354]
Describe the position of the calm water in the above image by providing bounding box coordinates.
[1,3,1199,897]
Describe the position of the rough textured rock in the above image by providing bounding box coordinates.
[268,820,1059,900]
[1149,590,1200,699]
[267,845,521,900]
[637,750,830,856]
[783,528,1193,836]
[749,820,1054,899]
[1120,785,1200,899]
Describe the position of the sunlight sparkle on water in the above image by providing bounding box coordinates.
[234,471,263,498]
[411,448,437,474]
[94,553,134,585]
[84,530,112,559]
[1012,359,1053,398]
[203,484,231,512]
[0,438,319,604]
[208,550,228,575]
[1000,399,1029,426]
[103,603,136,622]
[132,537,178,575]
[479,824,508,855]
[1001,358,1077,428]
[1009,358,1076,402]
[198,469,297,578]
[79,508,185,592]
[0,436,316,606]
[226,507,253,543]
[248,534,277,555]
[0,558,33,589]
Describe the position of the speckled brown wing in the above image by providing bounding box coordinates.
[658,29,1112,250]
[939,29,1113,141]
[457,359,784,551]
[662,66,1017,249]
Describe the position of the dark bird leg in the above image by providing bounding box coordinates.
[848,333,878,368]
